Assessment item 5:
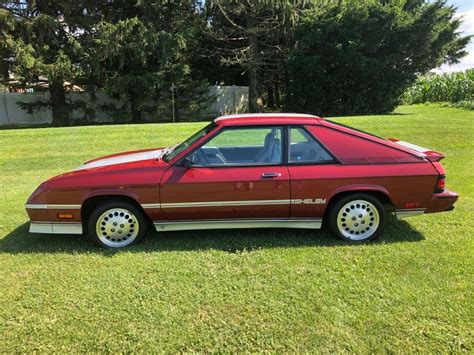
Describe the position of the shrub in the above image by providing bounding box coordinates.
[284,1,470,116]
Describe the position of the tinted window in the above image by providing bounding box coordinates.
[289,127,333,163]
[187,127,283,166]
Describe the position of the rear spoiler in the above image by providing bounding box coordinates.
[388,138,445,162]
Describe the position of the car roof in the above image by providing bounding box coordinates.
[214,113,323,126]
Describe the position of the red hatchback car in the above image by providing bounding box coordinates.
[26,113,458,248]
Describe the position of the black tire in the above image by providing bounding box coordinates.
[87,200,148,248]
[328,193,386,242]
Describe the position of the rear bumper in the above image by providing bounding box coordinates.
[395,190,458,219]
[395,209,426,219]
[426,190,459,213]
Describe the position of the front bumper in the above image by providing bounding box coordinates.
[30,221,83,234]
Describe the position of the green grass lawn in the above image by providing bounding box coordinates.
[0,104,472,352]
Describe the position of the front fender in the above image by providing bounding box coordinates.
[81,189,141,205]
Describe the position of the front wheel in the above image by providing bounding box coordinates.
[87,200,148,248]
[328,193,386,242]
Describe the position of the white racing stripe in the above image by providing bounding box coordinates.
[145,199,327,209]
[27,199,325,211]
[160,199,291,209]
[25,204,81,210]
[75,149,164,171]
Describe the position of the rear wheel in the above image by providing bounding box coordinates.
[328,193,386,242]
[87,200,147,248]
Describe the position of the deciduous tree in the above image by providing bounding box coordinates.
[204,0,307,112]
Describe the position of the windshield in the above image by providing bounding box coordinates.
[162,122,216,162]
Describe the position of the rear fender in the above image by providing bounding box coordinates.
[331,184,390,197]
[430,161,446,175]
[328,185,393,207]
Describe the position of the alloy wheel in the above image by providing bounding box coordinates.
[336,199,380,240]
[95,208,139,248]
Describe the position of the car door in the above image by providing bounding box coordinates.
[286,126,338,218]
[159,126,290,221]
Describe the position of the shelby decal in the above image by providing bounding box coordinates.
[291,198,327,205]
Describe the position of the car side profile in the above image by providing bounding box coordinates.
[25,113,458,248]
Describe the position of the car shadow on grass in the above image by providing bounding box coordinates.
[0,215,425,255]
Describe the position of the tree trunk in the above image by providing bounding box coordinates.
[49,79,68,127]
[248,66,258,113]
[130,99,142,123]
[267,82,275,108]
[1,59,9,81]
[274,79,281,108]
[247,5,259,113]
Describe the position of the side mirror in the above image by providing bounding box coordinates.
[180,157,193,169]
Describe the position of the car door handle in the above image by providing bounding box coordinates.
[261,172,282,178]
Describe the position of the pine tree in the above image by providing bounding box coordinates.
[0,0,99,126]
[89,0,211,122]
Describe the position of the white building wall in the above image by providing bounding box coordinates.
[0,86,249,126]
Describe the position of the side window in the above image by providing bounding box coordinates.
[289,127,334,163]
[187,126,283,166]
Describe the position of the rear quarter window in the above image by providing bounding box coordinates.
[306,125,421,164]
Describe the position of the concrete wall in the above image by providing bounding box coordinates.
[0,92,51,126]
[207,86,249,117]
[0,86,249,126]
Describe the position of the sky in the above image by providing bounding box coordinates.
[435,0,474,73]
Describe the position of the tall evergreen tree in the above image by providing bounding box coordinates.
[0,0,100,126]
[284,0,471,115]
[90,0,210,122]
[1,0,210,125]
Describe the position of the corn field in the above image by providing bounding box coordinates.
[403,70,474,109]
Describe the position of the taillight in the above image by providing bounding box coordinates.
[435,175,446,193]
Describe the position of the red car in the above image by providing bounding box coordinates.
[25,113,458,248]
